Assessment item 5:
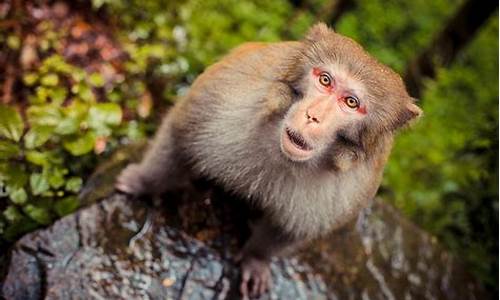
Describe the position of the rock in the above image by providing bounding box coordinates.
[1,147,489,299]
[1,193,327,299]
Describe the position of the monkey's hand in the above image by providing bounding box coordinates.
[238,254,272,299]
[115,163,149,196]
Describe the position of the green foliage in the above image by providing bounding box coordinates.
[0,105,24,142]
[384,17,498,288]
[179,0,293,68]
[0,38,143,241]
[336,0,464,72]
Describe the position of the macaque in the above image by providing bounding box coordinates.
[116,23,421,298]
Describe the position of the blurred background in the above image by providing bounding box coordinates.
[0,0,497,294]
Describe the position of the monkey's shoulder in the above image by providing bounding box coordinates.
[180,41,300,116]
[196,41,301,84]
[225,41,301,62]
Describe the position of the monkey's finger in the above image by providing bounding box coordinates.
[250,276,261,298]
[115,182,132,194]
[114,173,136,194]
[258,277,268,296]
[240,270,250,299]
[240,283,249,300]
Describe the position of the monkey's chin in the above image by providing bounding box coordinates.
[280,129,315,162]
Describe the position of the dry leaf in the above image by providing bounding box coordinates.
[20,35,39,69]
[137,91,153,118]
[71,20,91,38]
[162,278,175,287]
[94,136,107,154]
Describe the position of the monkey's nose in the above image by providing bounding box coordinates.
[306,110,320,123]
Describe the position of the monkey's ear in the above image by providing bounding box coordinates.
[305,23,334,42]
[407,100,423,120]
[394,100,422,129]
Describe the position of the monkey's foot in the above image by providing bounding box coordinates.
[239,255,272,299]
[115,163,149,196]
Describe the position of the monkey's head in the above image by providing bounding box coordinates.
[280,23,422,164]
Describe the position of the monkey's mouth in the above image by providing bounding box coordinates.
[281,127,314,161]
[286,128,312,151]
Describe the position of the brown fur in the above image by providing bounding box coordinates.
[116,23,421,297]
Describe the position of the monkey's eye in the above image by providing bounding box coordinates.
[318,73,332,87]
[345,96,360,109]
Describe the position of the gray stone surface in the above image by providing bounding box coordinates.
[2,194,327,299]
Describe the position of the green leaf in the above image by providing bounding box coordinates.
[88,73,105,87]
[70,69,86,82]
[55,196,80,217]
[42,55,74,74]
[48,167,66,189]
[9,188,27,205]
[24,204,52,225]
[73,84,95,102]
[7,35,20,50]
[3,216,38,241]
[40,73,59,86]
[121,120,146,141]
[65,177,83,193]
[63,100,88,118]
[3,205,22,223]
[23,73,39,86]
[54,117,80,135]
[46,151,64,165]
[27,104,62,127]
[34,87,49,103]
[30,173,50,196]
[0,140,20,159]
[55,101,88,135]
[87,103,122,134]
[0,163,28,189]
[49,87,68,105]
[26,151,49,166]
[24,125,54,149]
[0,104,24,142]
[63,131,96,156]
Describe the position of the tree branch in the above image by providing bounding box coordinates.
[403,0,498,98]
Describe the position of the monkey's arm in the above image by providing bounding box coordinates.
[238,217,302,298]
[115,112,179,196]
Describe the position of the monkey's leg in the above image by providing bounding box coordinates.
[115,114,179,196]
[238,217,301,299]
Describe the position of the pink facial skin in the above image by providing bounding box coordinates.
[358,106,367,115]
[280,67,369,162]
[311,67,367,115]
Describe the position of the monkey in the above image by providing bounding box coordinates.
[115,23,421,299]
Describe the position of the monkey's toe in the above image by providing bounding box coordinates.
[239,255,272,299]
[115,163,148,196]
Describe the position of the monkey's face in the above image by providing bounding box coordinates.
[280,64,368,162]
[279,23,422,164]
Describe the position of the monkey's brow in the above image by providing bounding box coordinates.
[307,42,328,65]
